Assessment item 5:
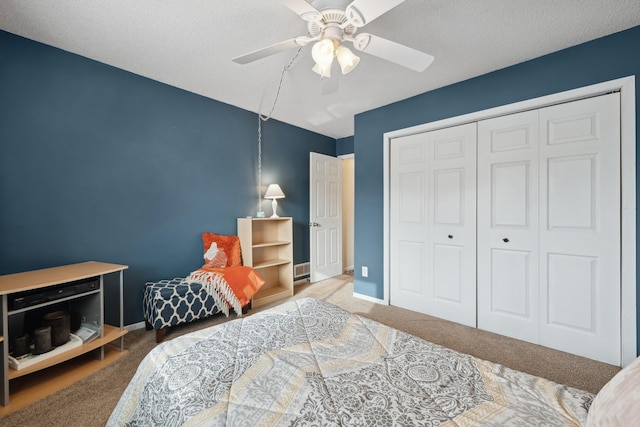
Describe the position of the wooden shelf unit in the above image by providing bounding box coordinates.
[0,261,128,407]
[238,217,293,308]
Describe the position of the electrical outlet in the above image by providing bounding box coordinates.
[361,266,368,277]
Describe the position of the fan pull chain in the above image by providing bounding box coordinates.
[259,46,303,122]
[256,46,303,214]
[257,115,263,215]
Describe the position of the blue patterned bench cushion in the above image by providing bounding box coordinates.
[143,278,222,331]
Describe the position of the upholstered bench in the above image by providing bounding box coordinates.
[143,233,262,343]
[143,278,223,342]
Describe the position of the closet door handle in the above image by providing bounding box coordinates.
[448,235,453,239]
[503,238,509,243]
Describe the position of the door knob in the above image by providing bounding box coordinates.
[309,222,320,227]
[448,235,453,239]
[503,238,509,243]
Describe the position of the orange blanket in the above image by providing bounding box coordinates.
[186,266,264,315]
[201,265,264,306]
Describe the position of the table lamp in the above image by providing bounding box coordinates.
[264,184,285,218]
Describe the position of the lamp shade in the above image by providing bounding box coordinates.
[336,45,360,74]
[312,62,332,78]
[312,39,335,68]
[264,184,285,199]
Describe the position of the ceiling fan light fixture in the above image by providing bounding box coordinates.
[312,39,335,67]
[312,62,332,78]
[234,1,435,78]
[335,45,360,74]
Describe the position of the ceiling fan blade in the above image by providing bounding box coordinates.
[233,37,310,64]
[352,33,434,72]
[345,0,407,27]
[282,0,322,22]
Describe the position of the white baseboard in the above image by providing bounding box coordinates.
[126,321,147,331]
[353,292,386,305]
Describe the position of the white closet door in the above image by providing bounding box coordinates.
[478,94,621,364]
[425,123,477,326]
[390,133,429,314]
[477,110,540,342]
[390,124,477,326]
[538,93,621,365]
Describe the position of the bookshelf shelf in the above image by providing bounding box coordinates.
[238,218,293,308]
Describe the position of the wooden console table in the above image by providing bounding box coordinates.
[0,261,128,407]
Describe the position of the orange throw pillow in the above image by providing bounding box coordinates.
[203,241,228,268]
[202,233,242,267]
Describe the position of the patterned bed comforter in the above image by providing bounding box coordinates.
[108,298,593,426]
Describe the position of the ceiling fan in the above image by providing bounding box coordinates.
[232,0,435,78]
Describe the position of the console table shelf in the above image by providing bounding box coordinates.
[8,325,126,380]
[0,261,128,407]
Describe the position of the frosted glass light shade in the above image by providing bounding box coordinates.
[312,63,332,78]
[336,45,360,74]
[312,39,335,67]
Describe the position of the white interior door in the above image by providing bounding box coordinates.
[390,123,477,326]
[538,93,621,365]
[310,152,343,283]
[477,110,540,343]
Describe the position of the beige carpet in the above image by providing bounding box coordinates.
[1,275,621,426]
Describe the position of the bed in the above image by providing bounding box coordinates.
[109,297,596,426]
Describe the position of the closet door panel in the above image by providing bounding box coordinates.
[477,110,539,342]
[539,93,621,365]
[546,253,596,330]
[433,244,463,302]
[434,168,464,224]
[490,249,532,317]
[398,241,426,294]
[431,168,465,306]
[426,123,477,327]
[491,161,531,227]
[390,123,476,327]
[390,134,429,314]
[547,155,596,229]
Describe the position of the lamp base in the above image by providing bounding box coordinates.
[270,198,279,218]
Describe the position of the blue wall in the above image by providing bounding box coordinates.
[353,26,640,348]
[336,136,354,156]
[0,31,335,325]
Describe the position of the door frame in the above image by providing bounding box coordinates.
[339,153,355,273]
[382,76,636,366]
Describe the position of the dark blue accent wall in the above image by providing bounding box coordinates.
[336,136,354,156]
[353,26,640,352]
[0,31,335,325]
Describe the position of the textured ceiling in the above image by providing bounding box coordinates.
[1,0,640,138]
